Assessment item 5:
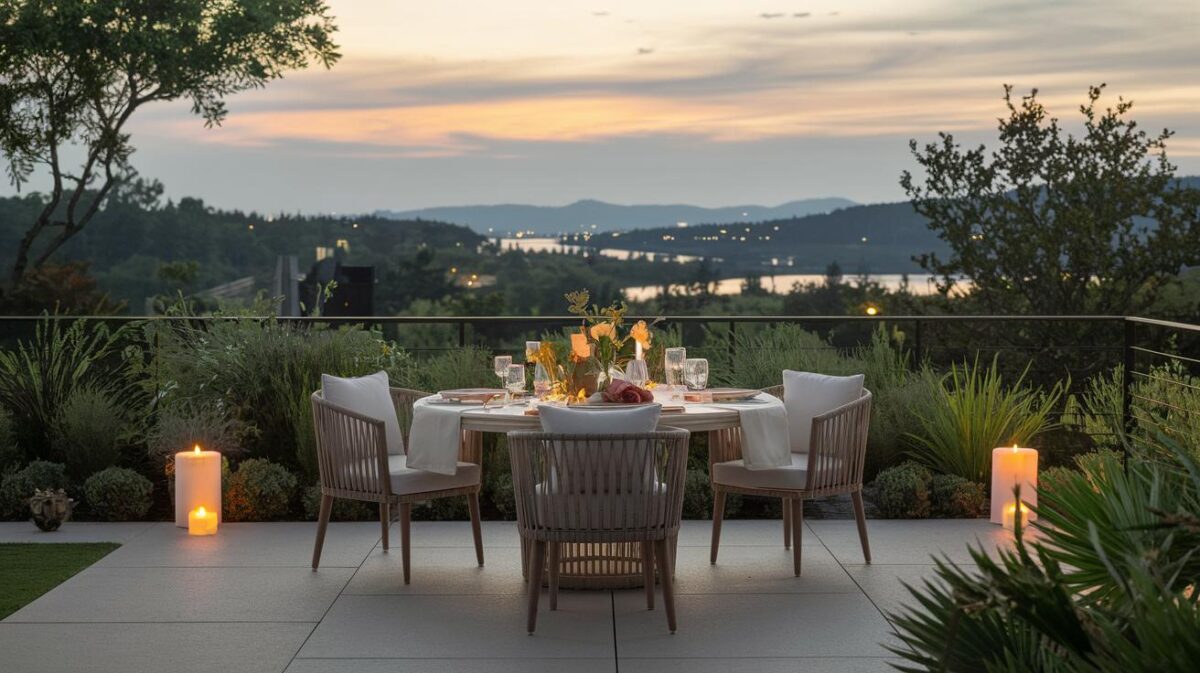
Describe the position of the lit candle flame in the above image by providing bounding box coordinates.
[196,506,207,517]
[194,444,201,454]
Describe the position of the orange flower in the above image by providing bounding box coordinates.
[589,322,617,341]
[630,320,652,349]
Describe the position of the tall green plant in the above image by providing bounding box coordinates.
[907,357,1064,482]
[0,318,133,458]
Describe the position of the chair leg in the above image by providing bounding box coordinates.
[851,490,872,564]
[468,492,485,566]
[311,495,334,570]
[783,498,792,550]
[655,539,677,633]
[399,503,412,585]
[520,537,530,581]
[548,543,560,611]
[527,540,546,634]
[710,490,726,564]
[790,498,804,577]
[379,502,390,551]
[642,541,656,610]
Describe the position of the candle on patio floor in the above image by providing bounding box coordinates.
[990,445,1037,525]
[1001,501,1029,531]
[188,506,218,536]
[175,445,222,528]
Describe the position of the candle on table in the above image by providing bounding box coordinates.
[990,444,1037,525]
[175,444,222,528]
[188,506,218,536]
[1001,501,1029,531]
[635,341,643,360]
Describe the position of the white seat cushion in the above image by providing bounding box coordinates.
[782,371,864,454]
[538,404,661,434]
[322,371,404,456]
[712,453,810,491]
[388,454,480,495]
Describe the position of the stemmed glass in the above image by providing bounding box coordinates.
[683,358,709,391]
[525,341,541,363]
[625,359,649,389]
[505,363,526,405]
[493,356,512,406]
[664,347,686,386]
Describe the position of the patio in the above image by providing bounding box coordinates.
[0,518,1019,673]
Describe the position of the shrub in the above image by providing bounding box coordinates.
[1066,363,1200,461]
[83,467,153,521]
[0,318,134,459]
[930,474,985,518]
[148,403,243,464]
[224,459,298,521]
[54,387,126,481]
[0,409,21,470]
[301,484,374,521]
[866,373,939,479]
[907,356,1065,483]
[1037,465,1078,514]
[871,461,931,518]
[0,460,69,520]
[396,347,495,393]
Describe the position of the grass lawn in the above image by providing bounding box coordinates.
[0,543,120,620]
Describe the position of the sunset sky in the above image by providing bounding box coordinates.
[28,0,1200,212]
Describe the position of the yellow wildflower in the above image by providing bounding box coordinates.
[590,322,617,341]
[630,320,652,349]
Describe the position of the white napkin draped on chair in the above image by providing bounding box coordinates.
[406,396,470,475]
[711,393,791,470]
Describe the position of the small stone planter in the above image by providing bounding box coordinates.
[29,489,74,532]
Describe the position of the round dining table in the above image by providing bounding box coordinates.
[451,397,769,589]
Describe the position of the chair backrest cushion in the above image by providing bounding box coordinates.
[782,371,864,454]
[538,403,661,434]
[321,371,405,455]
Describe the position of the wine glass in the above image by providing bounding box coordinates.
[683,358,709,391]
[625,359,649,388]
[664,347,686,386]
[525,341,541,363]
[533,361,552,399]
[493,355,512,389]
[505,363,526,404]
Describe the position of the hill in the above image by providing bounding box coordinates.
[375,197,856,235]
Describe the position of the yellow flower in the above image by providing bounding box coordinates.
[589,322,617,341]
[630,320,652,348]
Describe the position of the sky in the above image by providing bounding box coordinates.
[14,0,1200,213]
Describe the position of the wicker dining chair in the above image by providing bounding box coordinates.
[310,387,484,583]
[508,429,690,633]
[709,385,872,576]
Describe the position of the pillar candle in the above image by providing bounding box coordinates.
[635,341,644,360]
[175,445,222,528]
[188,506,218,536]
[990,445,1037,524]
[1001,501,1029,531]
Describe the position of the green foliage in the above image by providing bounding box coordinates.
[907,357,1064,482]
[0,408,19,470]
[902,84,1200,316]
[147,403,243,465]
[1066,363,1200,462]
[300,485,374,522]
[871,461,931,519]
[53,387,126,482]
[393,347,495,392]
[223,459,298,522]
[0,319,132,459]
[929,474,984,518]
[1036,465,1077,512]
[888,439,1200,672]
[148,318,411,478]
[82,467,152,521]
[0,0,340,282]
[0,460,68,520]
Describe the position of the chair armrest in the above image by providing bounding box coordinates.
[760,384,784,400]
[806,389,872,493]
[311,392,391,499]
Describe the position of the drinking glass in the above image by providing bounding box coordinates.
[664,347,687,386]
[505,363,526,404]
[493,355,512,387]
[683,358,709,391]
[525,341,541,363]
[533,361,552,398]
[625,359,649,388]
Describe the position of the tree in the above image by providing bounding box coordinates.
[0,0,339,285]
[901,85,1200,316]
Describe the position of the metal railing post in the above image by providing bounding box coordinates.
[727,320,737,363]
[1121,318,1136,468]
[913,318,924,363]
[458,320,467,348]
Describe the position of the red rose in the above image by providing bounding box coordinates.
[603,379,653,404]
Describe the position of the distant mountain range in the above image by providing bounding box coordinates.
[375,197,856,235]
